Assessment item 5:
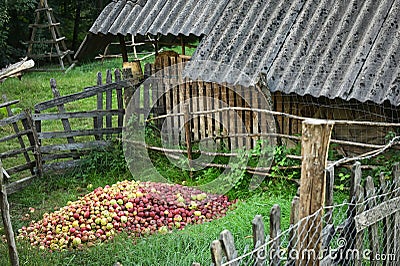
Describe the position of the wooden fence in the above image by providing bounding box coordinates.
[0,99,40,194]
[0,69,133,194]
[132,51,276,151]
[203,162,400,266]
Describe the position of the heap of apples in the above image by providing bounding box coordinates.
[17,180,234,251]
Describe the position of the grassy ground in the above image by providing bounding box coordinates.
[0,145,299,266]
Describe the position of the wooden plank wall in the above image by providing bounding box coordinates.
[146,51,274,152]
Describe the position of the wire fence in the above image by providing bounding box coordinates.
[206,157,400,266]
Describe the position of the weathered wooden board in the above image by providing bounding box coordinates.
[106,70,113,129]
[252,215,265,266]
[0,146,34,159]
[34,81,129,111]
[38,127,122,139]
[0,100,20,109]
[6,161,36,175]
[0,129,32,143]
[33,109,124,120]
[365,176,379,266]
[0,113,27,127]
[6,175,36,195]
[354,196,400,233]
[40,141,109,153]
[219,230,238,266]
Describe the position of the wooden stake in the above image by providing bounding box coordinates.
[297,119,333,266]
[0,160,20,266]
[183,104,193,177]
[118,34,128,63]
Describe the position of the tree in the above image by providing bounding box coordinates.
[0,1,10,67]
[0,0,107,68]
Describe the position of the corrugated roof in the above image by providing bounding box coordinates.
[81,0,399,106]
[88,0,230,37]
[192,0,400,106]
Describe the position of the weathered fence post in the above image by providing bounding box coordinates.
[183,103,193,177]
[365,176,379,266]
[297,119,333,266]
[105,70,113,132]
[220,230,238,266]
[252,215,265,266]
[270,204,281,266]
[287,195,300,266]
[114,69,124,128]
[393,163,400,266]
[210,239,224,266]
[50,78,79,159]
[0,160,20,266]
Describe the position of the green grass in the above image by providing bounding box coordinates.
[1,195,293,266]
[1,172,295,266]
[0,138,301,265]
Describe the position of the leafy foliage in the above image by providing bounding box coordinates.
[0,0,106,68]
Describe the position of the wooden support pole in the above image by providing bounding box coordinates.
[297,119,333,266]
[183,103,193,177]
[0,160,20,266]
[270,204,281,266]
[118,34,129,63]
[180,35,185,55]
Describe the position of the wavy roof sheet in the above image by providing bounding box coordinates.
[192,0,400,106]
[89,0,229,37]
[82,0,399,106]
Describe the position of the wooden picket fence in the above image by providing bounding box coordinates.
[132,52,275,151]
[199,162,400,266]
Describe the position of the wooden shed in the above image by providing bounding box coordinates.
[76,0,400,151]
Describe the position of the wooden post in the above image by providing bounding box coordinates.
[118,34,129,63]
[324,166,334,224]
[252,215,265,266]
[287,196,300,266]
[270,204,281,266]
[210,240,224,266]
[219,230,238,266]
[298,119,333,266]
[105,70,113,132]
[365,176,378,266]
[393,163,400,266]
[115,69,124,128]
[354,184,365,266]
[95,72,103,140]
[183,103,193,177]
[50,78,79,160]
[180,35,186,55]
[0,160,20,266]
